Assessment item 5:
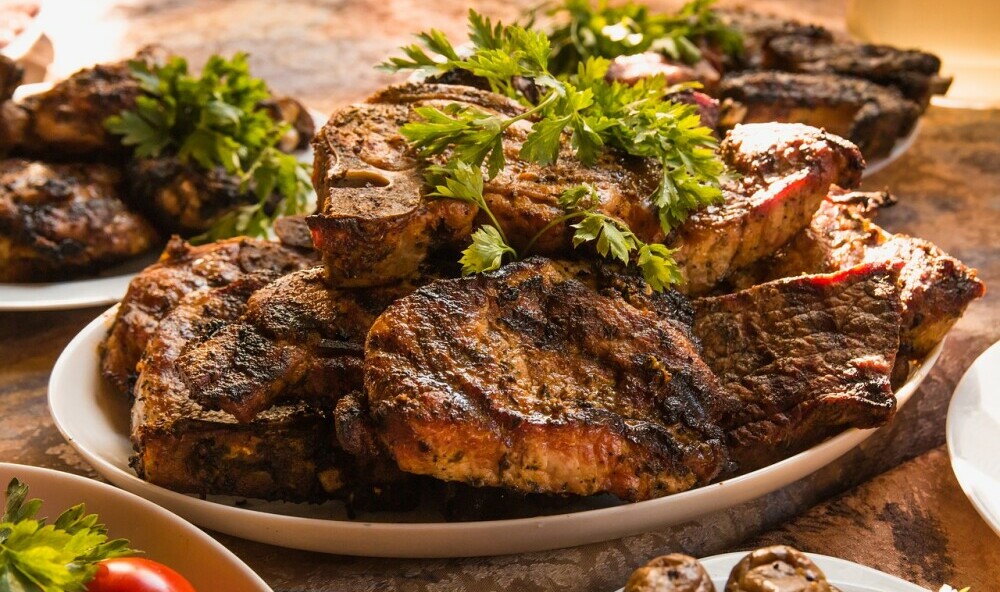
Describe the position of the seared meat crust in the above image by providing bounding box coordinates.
[726,193,986,364]
[672,123,863,294]
[364,257,731,501]
[100,236,316,395]
[309,83,861,293]
[693,263,903,471]
[0,159,158,281]
[130,275,345,501]
[179,267,425,422]
[718,72,919,160]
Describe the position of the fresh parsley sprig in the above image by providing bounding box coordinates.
[0,478,135,592]
[532,0,743,75]
[381,10,725,288]
[105,53,313,242]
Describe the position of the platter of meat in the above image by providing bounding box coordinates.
[48,302,941,557]
[0,51,318,310]
[619,546,929,591]
[46,2,984,558]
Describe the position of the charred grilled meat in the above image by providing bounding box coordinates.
[100,236,316,395]
[308,83,862,293]
[626,554,716,592]
[726,191,985,369]
[672,123,862,294]
[693,263,903,472]
[718,72,919,160]
[362,257,732,502]
[130,268,418,505]
[0,55,22,103]
[124,157,257,236]
[130,275,342,501]
[766,35,951,108]
[0,159,158,281]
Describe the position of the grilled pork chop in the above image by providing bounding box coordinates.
[309,82,863,292]
[363,257,731,501]
[178,266,430,422]
[100,236,316,395]
[718,72,919,160]
[0,159,158,281]
[130,275,341,501]
[766,35,951,108]
[726,192,986,366]
[693,262,903,471]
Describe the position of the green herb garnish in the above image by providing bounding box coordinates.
[532,0,743,75]
[0,478,134,592]
[105,53,313,242]
[380,10,724,288]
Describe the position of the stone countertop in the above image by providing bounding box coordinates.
[1,1,998,590]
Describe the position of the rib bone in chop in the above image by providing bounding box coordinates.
[362,257,732,502]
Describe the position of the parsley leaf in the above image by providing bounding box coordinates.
[105,53,314,242]
[384,9,728,289]
[0,479,135,592]
[460,225,517,274]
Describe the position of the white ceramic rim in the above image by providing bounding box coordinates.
[946,339,1000,540]
[48,304,943,558]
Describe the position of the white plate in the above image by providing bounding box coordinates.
[947,339,1000,539]
[0,83,322,312]
[615,551,929,592]
[0,462,270,592]
[47,304,942,558]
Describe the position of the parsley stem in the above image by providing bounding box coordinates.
[521,210,588,255]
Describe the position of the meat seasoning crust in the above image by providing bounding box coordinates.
[364,257,731,502]
[693,262,903,471]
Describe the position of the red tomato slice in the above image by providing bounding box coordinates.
[86,557,196,592]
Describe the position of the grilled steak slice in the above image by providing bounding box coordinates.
[726,193,986,364]
[718,72,919,160]
[178,267,427,422]
[766,35,951,107]
[671,123,863,294]
[130,275,342,501]
[693,263,903,471]
[131,271,416,506]
[309,82,862,291]
[0,159,158,281]
[100,236,316,395]
[363,257,731,501]
[719,8,833,71]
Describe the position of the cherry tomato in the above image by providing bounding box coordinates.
[86,557,196,592]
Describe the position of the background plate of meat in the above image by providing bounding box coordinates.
[0,82,322,311]
[47,304,942,558]
[616,551,929,592]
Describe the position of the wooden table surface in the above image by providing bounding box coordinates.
[2,1,999,590]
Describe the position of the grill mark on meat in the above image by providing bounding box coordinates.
[724,192,986,367]
[362,257,731,501]
[99,236,316,395]
[693,262,903,472]
[718,72,920,160]
[0,158,159,281]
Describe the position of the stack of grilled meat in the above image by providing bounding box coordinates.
[604,9,951,161]
[99,79,983,516]
[0,50,313,282]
